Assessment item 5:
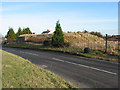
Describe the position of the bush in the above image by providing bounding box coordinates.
[43,40,51,46]
[83,30,88,33]
[64,42,70,47]
[77,31,81,33]
[67,31,72,33]
[90,31,103,37]
[84,48,90,53]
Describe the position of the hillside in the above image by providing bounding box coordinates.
[64,32,118,55]
[23,32,118,55]
[2,50,75,88]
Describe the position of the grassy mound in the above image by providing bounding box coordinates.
[3,32,119,62]
[18,32,119,55]
[4,43,118,62]
[64,32,118,55]
[2,50,75,88]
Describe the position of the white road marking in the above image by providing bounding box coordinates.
[52,58,64,62]
[10,49,117,75]
[75,55,118,64]
[52,58,117,75]
[20,51,39,56]
[9,49,16,52]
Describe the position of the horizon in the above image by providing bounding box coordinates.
[0,2,118,36]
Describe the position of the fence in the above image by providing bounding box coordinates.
[23,33,119,55]
[64,33,119,55]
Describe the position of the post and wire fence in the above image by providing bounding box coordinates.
[70,33,119,55]
[80,34,119,55]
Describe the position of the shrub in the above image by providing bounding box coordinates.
[83,30,88,33]
[67,31,72,33]
[84,48,90,53]
[77,31,81,33]
[90,31,103,37]
[43,40,51,46]
[64,42,70,47]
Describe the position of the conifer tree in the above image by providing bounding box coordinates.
[16,27,22,37]
[22,27,32,34]
[6,27,16,39]
[52,20,64,47]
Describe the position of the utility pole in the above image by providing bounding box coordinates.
[105,34,108,53]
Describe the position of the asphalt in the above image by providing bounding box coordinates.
[2,47,118,88]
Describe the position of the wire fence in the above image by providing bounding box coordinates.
[70,39,119,55]
[65,33,119,55]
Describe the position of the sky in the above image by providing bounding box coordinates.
[0,2,118,36]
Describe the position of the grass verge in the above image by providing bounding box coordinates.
[2,50,76,88]
[4,43,118,62]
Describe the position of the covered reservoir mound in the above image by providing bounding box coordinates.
[17,32,118,55]
[17,33,53,43]
[64,32,118,55]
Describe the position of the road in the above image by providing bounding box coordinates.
[2,47,118,88]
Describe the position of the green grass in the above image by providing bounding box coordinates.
[4,43,118,62]
[2,50,76,88]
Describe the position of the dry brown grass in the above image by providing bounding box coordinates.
[64,32,118,55]
[24,32,118,55]
[22,34,53,43]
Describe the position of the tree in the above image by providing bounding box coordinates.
[16,27,22,37]
[22,27,32,34]
[52,20,64,47]
[90,31,95,35]
[83,30,88,33]
[90,31,103,37]
[6,27,16,39]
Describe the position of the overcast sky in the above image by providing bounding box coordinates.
[0,2,118,36]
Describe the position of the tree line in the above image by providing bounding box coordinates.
[67,30,103,38]
[5,27,32,39]
[5,20,105,47]
[83,30,103,37]
[5,21,65,47]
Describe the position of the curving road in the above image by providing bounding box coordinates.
[2,47,118,88]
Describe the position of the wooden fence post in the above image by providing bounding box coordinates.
[105,34,108,53]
